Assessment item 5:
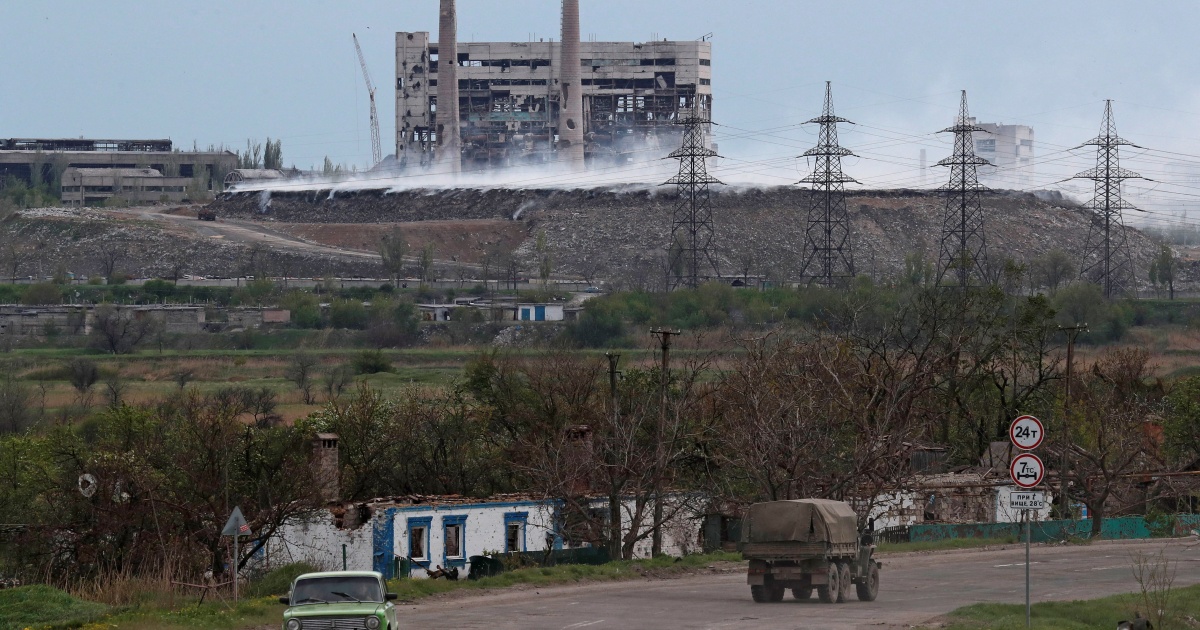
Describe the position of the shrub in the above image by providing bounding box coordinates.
[248,562,319,597]
[353,349,393,374]
[21,283,61,305]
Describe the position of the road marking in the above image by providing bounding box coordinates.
[559,614,604,624]
[993,562,1041,567]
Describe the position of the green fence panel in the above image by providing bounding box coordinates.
[907,514,1200,543]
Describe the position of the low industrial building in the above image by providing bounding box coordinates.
[61,167,192,205]
[0,138,237,202]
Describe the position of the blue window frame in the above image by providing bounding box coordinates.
[504,512,528,553]
[442,515,467,567]
[406,516,432,565]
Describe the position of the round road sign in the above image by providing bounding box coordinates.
[1010,453,1045,489]
[1009,415,1044,451]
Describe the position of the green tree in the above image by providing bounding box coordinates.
[379,228,408,283]
[264,138,283,170]
[417,243,435,288]
[1149,244,1177,300]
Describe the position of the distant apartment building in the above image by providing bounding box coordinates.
[396,35,713,168]
[969,120,1034,189]
[0,138,237,202]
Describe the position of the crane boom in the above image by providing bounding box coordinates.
[353,33,382,167]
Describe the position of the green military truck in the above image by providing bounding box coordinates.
[739,498,880,604]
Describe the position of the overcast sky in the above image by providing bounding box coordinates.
[4,1,1200,223]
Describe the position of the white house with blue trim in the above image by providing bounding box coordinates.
[260,493,703,579]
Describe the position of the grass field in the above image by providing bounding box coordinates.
[934,583,1200,629]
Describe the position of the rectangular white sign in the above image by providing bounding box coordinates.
[1010,491,1045,510]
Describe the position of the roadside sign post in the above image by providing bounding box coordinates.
[1009,417,1046,629]
[222,507,249,604]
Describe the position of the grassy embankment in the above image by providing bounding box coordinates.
[934,583,1200,629]
[0,553,741,630]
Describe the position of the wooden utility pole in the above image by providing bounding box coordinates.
[1058,323,1087,519]
[649,329,679,556]
[605,352,621,560]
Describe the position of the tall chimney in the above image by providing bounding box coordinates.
[437,0,461,174]
[313,433,340,503]
[558,0,585,167]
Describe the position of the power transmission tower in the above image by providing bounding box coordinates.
[352,33,382,167]
[935,90,993,288]
[799,81,857,287]
[1073,100,1145,299]
[665,99,721,290]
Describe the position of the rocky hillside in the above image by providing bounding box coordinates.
[210,187,1160,288]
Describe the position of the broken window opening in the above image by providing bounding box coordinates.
[504,512,528,553]
[407,515,432,562]
[443,514,467,565]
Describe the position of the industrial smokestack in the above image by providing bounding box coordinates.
[558,0,585,167]
[437,0,461,174]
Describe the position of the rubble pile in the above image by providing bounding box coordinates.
[211,187,1159,286]
[8,209,380,280]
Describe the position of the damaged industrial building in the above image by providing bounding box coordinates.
[395,2,713,169]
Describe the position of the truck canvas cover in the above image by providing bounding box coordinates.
[745,499,858,545]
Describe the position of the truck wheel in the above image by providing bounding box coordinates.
[837,562,853,603]
[767,581,785,602]
[792,586,813,600]
[750,585,768,603]
[856,563,879,602]
[817,564,840,604]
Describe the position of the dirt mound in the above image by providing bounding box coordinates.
[210,187,1157,287]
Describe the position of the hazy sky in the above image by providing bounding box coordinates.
[4,1,1200,224]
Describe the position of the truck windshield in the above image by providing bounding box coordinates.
[291,576,383,604]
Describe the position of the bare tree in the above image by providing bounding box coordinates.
[96,241,123,280]
[323,365,354,403]
[90,305,158,354]
[1055,348,1161,538]
[286,353,319,404]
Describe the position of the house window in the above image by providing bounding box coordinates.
[700,58,711,66]
[504,512,528,552]
[443,515,467,566]
[407,517,432,561]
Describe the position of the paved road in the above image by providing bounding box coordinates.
[398,539,1200,629]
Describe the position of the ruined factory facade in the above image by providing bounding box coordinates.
[0,138,237,203]
[396,35,713,168]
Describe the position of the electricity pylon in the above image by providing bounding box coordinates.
[664,99,721,290]
[799,81,857,287]
[935,90,992,288]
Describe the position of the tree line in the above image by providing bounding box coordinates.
[2,283,1195,585]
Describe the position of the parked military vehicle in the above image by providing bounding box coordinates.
[739,499,879,604]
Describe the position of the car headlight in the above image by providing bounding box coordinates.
[365,616,380,629]
[286,619,301,630]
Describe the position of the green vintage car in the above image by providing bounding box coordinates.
[279,570,398,630]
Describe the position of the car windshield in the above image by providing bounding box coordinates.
[291,576,383,604]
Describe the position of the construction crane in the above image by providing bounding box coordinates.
[353,33,382,167]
